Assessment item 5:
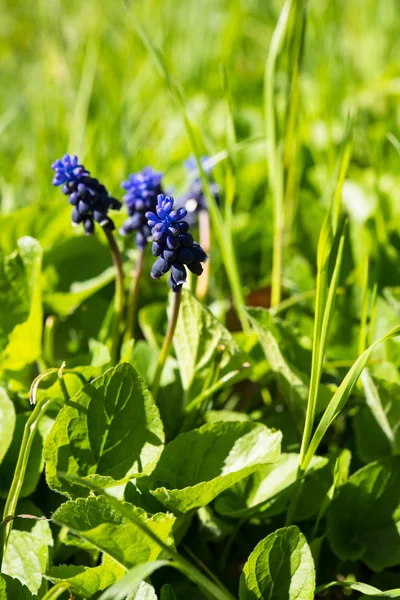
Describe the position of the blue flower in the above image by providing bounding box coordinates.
[179,155,220,225]
[119,167,164,249]
[146,194,208,292]
[51,154,122,235]
[51,154,90,186]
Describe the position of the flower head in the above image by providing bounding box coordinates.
[51,154,122,235]
[119,167,164,248]
[146,194,208,292]
[179,155,220,225]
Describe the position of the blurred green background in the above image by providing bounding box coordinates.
[1,0,400,298]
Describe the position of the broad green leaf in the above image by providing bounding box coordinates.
[99,561,169,600]
[2,519,53,595]
[354,371,400,460]
[148,421,282,513]
[316,580,400,597]
[0,237,42,371]
[215,453,330,521]
[247,308,330,420]
[45,555,125,598]
[53,496,175,569]
[239,526,315,600]
[327,456,400,570]
[0,387,15,463]
[0,574,38,600]
[44,265,115,317]
[173,290,248,403]
[44,363,164,498]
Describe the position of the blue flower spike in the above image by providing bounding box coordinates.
[119,166,163,249]
[51,154,122,235]
[146,194,208,292]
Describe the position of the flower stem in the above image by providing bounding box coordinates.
[104,228,124,365]
[196,209,211,300]
[0,367,63,568]
[151,289,182,397]
[43,315,57,366]
[124,246,145,344]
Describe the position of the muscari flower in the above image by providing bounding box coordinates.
[146,194,208,292]
[119,167,163,249]
[51,154,122,235]
[179,155,220,224]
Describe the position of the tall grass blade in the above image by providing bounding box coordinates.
[302,326,400,470]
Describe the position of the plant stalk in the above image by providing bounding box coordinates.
[124,246,146,344]
[195,209,211,300]
[151,289,182,397]
[0,366,64,568]
[104,228,124,365]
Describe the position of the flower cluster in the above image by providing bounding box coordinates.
[146,194,208,292]
[119,167,163,248]
[51,154,121,235]
[180,155,220,224]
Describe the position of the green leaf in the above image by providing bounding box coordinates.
[316,580,400,597]
[127,581,158,600]
[0,237,43,371]
[52,496,175,569]
[44,266,115,317]
[173,290,248,403]
[44,363,164,498]
[45,555,125,598]
[215,453,330,521]
[2,519,53,595]
[147,421,282,513]
[98,561,169,600]
[0,387,16,463]
[355,371,400,457]
[247,308,330,420]
[0,574,38,600]
[327,456,400,570]
[160,584,177,600]
[239,526,315,600]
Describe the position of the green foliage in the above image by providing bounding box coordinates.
[0,237,42,371]
[239,526,315,600]
[53,496,175,568]
[147,421,281,513]
[45,555,125,598]
[0,574,38,600]
[2,519,53,595]
[327,456,400,570]
[44,363,164,498]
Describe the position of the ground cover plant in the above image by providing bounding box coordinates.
[1,0,400,598]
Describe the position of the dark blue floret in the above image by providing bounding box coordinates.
[51,154,121,235]
[119,166,163,249]
[177,155,220,225]
[146,194,208,292]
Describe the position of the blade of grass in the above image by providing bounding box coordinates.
[265,0,293,307]
[302,325,400,471]
[298,223,346,466]
[283,0,307,238]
